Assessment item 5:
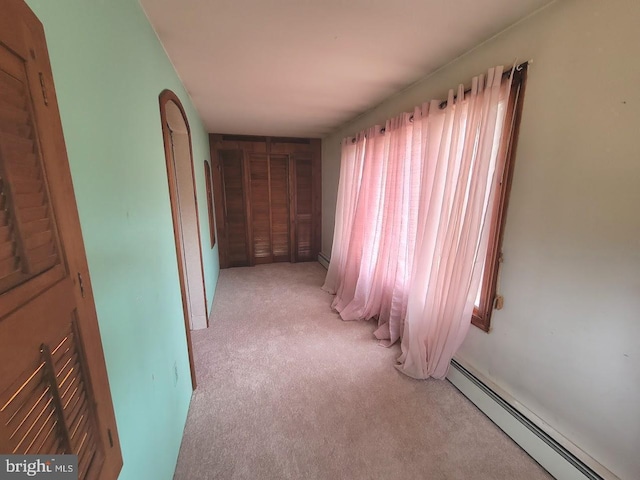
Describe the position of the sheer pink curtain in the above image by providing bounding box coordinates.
[323,116,423,347]
[324,67,512,378]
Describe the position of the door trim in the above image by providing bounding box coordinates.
[158,89,206,390]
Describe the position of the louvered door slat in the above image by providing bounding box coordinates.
[59,374,79,405]
[30,255,57,273]
[79,430,102,480]
[0,119,30,138]
[23,406,57,453]
[2,135,34,164]
[69,409,89,446]
[8,384,51,443]
[2,370,45,430]
[12,176,41,193]
[0,92,23,110]
[21,217,49,235]
[7,162,38,180]
[25,229,51,249]
[19,205,48,225]
[0,67,25,94]
[0,255,19,277]
[60,372,80,408]
[0,224,11,242]
[0,105,29,132]
[10,385,50,442]
[0,90,26,110]
[15,191,44,208]
[64,394,83,426]
[0,360,58,456]
[0,81,23,97]
[35,418,61,454]
[0,240,13,259]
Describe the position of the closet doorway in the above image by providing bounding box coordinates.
[159,90,208,388]
[210,134,321,269]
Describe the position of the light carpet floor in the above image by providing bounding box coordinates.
[173,262,552,480]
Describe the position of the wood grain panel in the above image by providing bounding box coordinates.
[0,317,105,478]
[249,153,271,263]
[294,157,313,261]
[0,49,60,294]
[212,134,321,267]
[220,150,248,266]
[0,4,122,477]
[269,155,289,261]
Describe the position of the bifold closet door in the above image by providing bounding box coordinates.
[248,154,271,263]
[270,155,290,262]
[248,154,291,264]
[211,134,320,268]
[294,156,314,261]
[219,150,249,266]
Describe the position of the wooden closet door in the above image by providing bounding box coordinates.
[219,150,248,267]
[248,153,271,264]
[269,155,290,262]
[211,134,320,268]
[248,153,290,264]
[293,156,313,261]
[0,1,122,478]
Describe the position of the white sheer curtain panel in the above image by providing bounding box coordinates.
[324,66,513,379]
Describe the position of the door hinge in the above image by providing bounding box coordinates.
[494,295,504,310]
[107,428,114,448]
[38,72,49,106]
[77,272,85,298]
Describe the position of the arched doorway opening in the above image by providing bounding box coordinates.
[159,90,207,388]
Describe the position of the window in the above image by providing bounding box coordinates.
[472,64,528,332]
[326,65,528,376]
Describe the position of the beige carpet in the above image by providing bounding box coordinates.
[173,262,552,480]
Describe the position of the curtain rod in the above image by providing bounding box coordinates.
[353,60,532,142]
[437,60,531,110]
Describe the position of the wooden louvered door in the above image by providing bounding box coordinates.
[293,156,314,261]
[247,153,290,264]
[211,134,320,268]
[0,2,122,479]
[219,150,249,267]
[248,154,272,264]
[268,155,290,262]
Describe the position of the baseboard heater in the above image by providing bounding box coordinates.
[317,252,330,269]
[448,358,617,480]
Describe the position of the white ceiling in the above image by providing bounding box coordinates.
[140,0,553,138]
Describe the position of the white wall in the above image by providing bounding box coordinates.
[321,1,640,478]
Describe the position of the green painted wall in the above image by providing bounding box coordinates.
[25,1,220,479]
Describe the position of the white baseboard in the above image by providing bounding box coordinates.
[447,358,618,480]
[317,252,330,269]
